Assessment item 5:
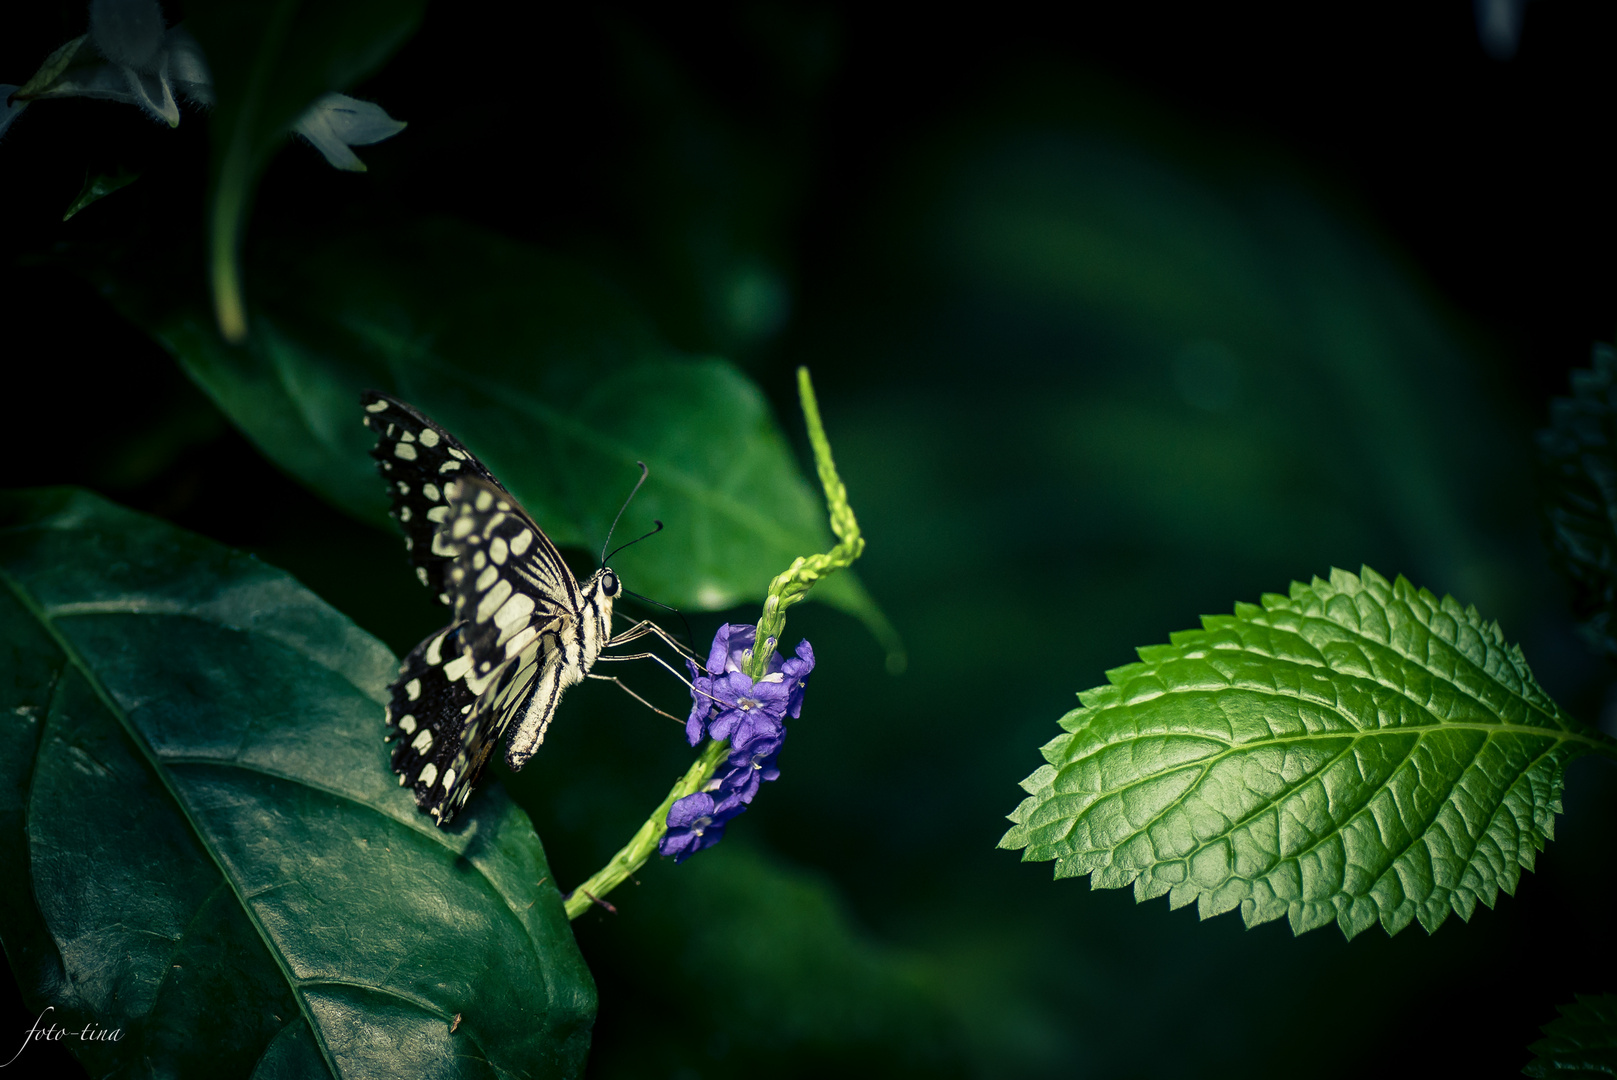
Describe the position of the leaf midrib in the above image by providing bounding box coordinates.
[0,564,546,1080]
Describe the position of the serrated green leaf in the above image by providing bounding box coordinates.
[1000,566,1616,940]
[0,488,593,1077]
[1539,342,1617,658]
[96,217,891,649]
[184,0,426,341]
[1525,994,1617,1078]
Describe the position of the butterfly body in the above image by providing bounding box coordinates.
[362,391,623,824]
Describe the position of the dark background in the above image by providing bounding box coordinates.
[3,2,1614,1077]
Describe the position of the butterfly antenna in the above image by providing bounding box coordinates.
[623,589,697,653]
[604,520,663,564]
[600,461,650,568]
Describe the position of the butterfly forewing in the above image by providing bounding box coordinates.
[361,391,504,598]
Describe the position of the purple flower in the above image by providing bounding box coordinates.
[666,623,812,863]
[658,792,741,864]
[707,670,790,751]
[780,639,815,718]
[685,624,815,743]
[684,656,714,746]
[709,747,781,811]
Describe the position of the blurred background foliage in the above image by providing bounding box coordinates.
[4,2,1615,1077]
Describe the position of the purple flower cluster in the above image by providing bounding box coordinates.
[659,624,814,863]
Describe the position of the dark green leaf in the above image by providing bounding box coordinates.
[0,488,593,1078]
[1525,995,1617,1078]
[1001,566,1615,939]
[98,218,892,648]
[184,0,426,340]
[1539,343,1617,658]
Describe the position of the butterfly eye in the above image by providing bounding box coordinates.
[602,571,620,596]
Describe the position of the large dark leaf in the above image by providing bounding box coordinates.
[98,218,895,656]
[0,488,593,1078]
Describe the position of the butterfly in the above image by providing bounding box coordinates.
[362,391,676,824]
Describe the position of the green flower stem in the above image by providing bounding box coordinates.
[564,366,866,919]
[746,366,865,679]
[562,739,729,920]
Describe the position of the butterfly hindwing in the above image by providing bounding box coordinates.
[386,623,480,815]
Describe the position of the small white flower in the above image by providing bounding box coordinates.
[17,0,203,127]
[5,0,402,168]
[293,94,407,172]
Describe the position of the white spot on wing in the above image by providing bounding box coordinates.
[490,536,508,564]
[365,400,389,413]
[494,591,535,632]
[423,483,441,501]
[452,515,476,539]
[400,505,412,522]
[426,632,446,665]
[411,728,433,752]
[419,429,441,447]
[398,714,418,734]
[476,578,513,622]
[475,489,494,512]
[503,625,539,657]
[394,442,418,461]
[427,505,450,523]
[416,566,430,585]
[473,550,487,571]
[442,767,457,790]
[510,529,534,556]
[440,460,461,473]
[419,762,438,786]
[406,678,421,701]
[476,565,499,592]
[444,653,473,681]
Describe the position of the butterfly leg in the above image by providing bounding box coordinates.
[585,673,684,724]
[595,648,698,688]
[607,619,702,662]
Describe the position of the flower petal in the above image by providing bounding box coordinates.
[120,58,179,127]
[293,94,405,172]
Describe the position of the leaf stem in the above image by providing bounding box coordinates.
[563,366,867,918]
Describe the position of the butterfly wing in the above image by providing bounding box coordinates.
[364,394,594,825]
[388,474,589,823]
[361,391,506,600]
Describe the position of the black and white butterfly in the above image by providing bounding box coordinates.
[362,391,685,825]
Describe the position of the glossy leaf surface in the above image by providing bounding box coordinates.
[0,488,593,1078]
[1001,566,1612,939]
